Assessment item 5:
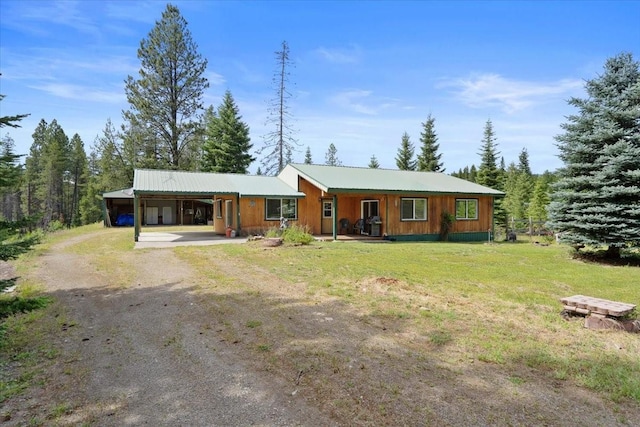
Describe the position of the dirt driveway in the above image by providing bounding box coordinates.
[3,233,333,426]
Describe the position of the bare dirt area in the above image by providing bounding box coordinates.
[2,230,639,426]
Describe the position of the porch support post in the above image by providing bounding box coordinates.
[236,194,241,232]
[332,195,338,240]
[134,193,139,242]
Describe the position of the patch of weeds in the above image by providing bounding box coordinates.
[257,344,271,352]
[477,350,505,364]
[246,320,262,328]
[428,330,452,346]
[508,376,525,385]
[48,402,72,419]
[0,371,34,402]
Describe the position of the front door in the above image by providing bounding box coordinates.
[320,200,333,234]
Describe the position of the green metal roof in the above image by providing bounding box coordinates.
[133,169,304,198]
[102,188,134,199]
[282,163,504,196]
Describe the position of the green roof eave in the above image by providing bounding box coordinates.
[324,188,505,196]
[133,190,237,197]
[241,193,305,198]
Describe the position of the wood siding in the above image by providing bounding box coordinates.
[293,178,495,237]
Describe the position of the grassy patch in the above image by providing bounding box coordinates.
[200,240,640,403]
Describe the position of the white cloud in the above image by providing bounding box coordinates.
[440,73,583,113]
[315,45,362,64]
[32,83,125,103]
[206,71,226,86]
[329,89,401,115]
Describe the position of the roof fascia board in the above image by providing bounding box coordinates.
[325,188,505,196]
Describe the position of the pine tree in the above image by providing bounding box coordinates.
[304,146,312,164]
[325,143,341,166]
[1,136,23,221]
[518,148,532,176]
[201,91,254,173]
[123,4,208,170]
[368,155,380,169]
[476,120,501,189]
[528,172,555,224]
[285,146,293,166]
[41,120,70,228]
[1,94,39,265]
[395,132,416,170]
[469,165,478,182]
[548,53,640,258]
[260,41,298,175]
[68,134,88,226]
[417,114,444,172]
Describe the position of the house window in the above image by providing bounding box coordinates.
[401,198,427,221]
[456,199,478,220]
[266,198,297,220]
[215,199,222,219]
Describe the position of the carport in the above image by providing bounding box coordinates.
[132,169,305,242]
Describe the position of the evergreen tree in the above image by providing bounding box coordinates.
[79,151,104,225]
[0,136,23,221]
[548,53,640,258]
[502,162,521,222]
[23,119,47,220]
[325,143,341,166]
[395,132,416,171]
[304,146,312,164]
[417,114,444,172]
[528,172,555,224]
[476,120,501,189]
[260,41,298,175]
[368,155,380,169]
[256,167,263,176]
[0,95,39,266]
[469,165,478,182]
[67,134,88,226]
[123,4,208,170]
[41,120,70,228]
[518,148,532,176]
[503,148,535,223]
[201,91,254,173]
[0,94,29,129]
[285,146,293,166]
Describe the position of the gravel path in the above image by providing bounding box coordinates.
[3,233,333,426]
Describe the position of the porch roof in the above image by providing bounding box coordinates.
[133,169,305,198]
[281,164,504,196]
[103,187,134,199]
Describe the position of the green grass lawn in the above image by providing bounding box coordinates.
[193,239,640,402]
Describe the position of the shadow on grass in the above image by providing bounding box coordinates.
[0,277,51,319]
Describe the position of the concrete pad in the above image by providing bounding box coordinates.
[135,231,247,249]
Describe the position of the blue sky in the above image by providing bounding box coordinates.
[1,1,638,174]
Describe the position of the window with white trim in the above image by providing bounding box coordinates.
[401,198,427,221]
[266,198,297,220]
[215,199,222,219]
[455,199,478,220]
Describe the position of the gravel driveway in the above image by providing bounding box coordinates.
[3,233,334,426]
